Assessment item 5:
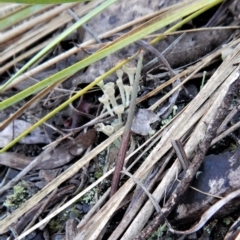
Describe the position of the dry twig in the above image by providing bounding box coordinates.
[110,50,144,196]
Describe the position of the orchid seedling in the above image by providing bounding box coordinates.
[124,85,132,107]
[111,119,123,132]
[113,104,124,126]
[97,123,114,136]
[116,69,126,107]
[98,94,114,116]
[103,82,115,91]
[122,65,137,86]
[172,105,178,116]
[104,87,117,108]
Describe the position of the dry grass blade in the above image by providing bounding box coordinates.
[0,4,54,31]
[0,3,27,19]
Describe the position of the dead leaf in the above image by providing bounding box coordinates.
[131,109,159,136]
[0,119,49,147]
[0,129,96,170]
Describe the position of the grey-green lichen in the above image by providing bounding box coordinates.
[4,181,33,210]
[80,188,96,205]
[148,223,168,240]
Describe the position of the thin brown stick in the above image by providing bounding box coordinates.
[121,168,161,213]
[110,50,144,197]
[171,139,189,170]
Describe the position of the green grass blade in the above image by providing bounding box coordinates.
[0,0,117,92]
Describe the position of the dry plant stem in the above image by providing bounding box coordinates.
[12,204,43,236]
[205,0,234,27]
[66,219,78,240]
[0,168,11,188]
[26,112,65,136]
[122,168,161,213]
[33,185,76,230]
[2,37,53,73]
[217,103,240,134]
[39,196,68,230]
[125,169,158,214]
[62,113,114,132]
[175,178,222,199]
[9,227,18,239]
[124,131,178,214]
[126,148,174,213]
[0,4,27,20]
[110,50,144,197]
[171,139,189,170]
[224,214,240,240]
[135,71,240,240]
[71,170,87,196]
[212,120,240,146]
[126,130,163,171]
